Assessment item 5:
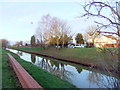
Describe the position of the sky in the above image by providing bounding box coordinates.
[0,0,118,44]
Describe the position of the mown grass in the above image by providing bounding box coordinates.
[9,46,102,62]
[3,49,76,88]
[9,46,119,70]
[2,50,19,88]
[9,46,42,52]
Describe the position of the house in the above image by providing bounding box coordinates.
[88,35,118,48]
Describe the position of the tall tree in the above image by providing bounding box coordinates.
[36,14,52,49]
[30,35,36,46]
[36,14,72,48]
[75,33,84,44]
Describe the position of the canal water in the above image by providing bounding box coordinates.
[7,48,120,88]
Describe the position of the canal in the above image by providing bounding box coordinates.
[7,48,120,88]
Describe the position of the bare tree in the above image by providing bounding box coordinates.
[84,25,100,47]
[15,41,23,47]
[36,14,52,49]
[82,1,120,38]
[36,14,72,49]
[50,18,72,48]
[0,39,9,49]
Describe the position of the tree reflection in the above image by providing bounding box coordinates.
[50,61,73,80]
[75,67,82,74]
[88,71,101,85]
[37,58,73,81]
[88,71,120,88]
[17,51,23,56]
[31,54,36,63]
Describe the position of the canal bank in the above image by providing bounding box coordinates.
[6,48,120,88]
[8,47,119,74]
[1,50,20,88]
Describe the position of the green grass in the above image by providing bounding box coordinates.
[9,46,42,52]
[9,46,101,62]
[3,49,76,88]
[2,50,19,88]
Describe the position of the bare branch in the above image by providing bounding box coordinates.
[82,1,120,37]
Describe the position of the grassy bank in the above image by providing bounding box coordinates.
[9,46,119,70]
[9,46,42,52]
[2,50,20,88]
[3,49,75,88]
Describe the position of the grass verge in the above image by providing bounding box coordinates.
[3,49,76,88]
[9,46,42,52]
[2,50,20,88]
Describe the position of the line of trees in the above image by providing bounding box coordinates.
[30,32,86,48]
[15,41,23,47]
[35,14,73,48]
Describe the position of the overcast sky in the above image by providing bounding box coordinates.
[0,0,118,44]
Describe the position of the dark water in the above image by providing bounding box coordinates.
[7,48,120,88]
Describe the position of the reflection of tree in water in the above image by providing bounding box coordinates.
[88,71,101,86]
[75,67,82,74]
[97,75,120,88]
[17,51,23,56]
[31,54,36,63]
[37,58,50,70]
[88,71,120,88]
[50,60,73,81]
[37,58,73,81]
[95,48,120,88]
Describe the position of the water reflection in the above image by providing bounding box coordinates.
[35,57,73,81]
[17,51,23,56]
[7,48,120,88]
[31,54,36,63]
[88,71,120,88]
[88,71,101,88]
[75,67,82,74]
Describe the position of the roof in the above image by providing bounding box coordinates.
[103,35,117,40]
